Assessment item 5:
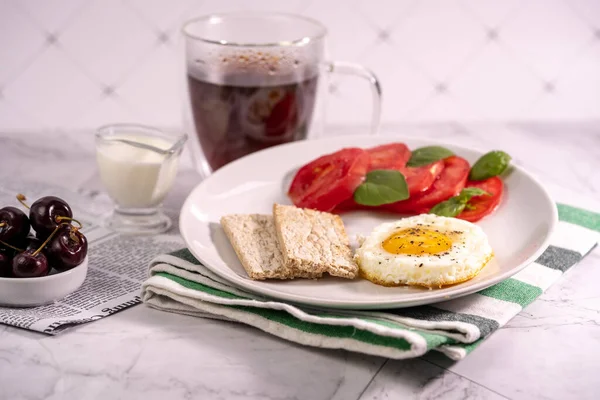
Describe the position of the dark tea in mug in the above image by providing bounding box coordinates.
[184,13,381,177]
[187,53,319,171]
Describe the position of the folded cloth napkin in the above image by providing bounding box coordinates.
[141,204,599,360]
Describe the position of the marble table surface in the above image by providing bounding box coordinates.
[0,122,599,400]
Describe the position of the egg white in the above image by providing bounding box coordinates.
[354,214,493,288]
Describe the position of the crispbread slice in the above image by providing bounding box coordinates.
[273,204,358,279]
[220,214,322,280]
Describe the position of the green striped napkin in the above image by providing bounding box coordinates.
[141,204,599,360]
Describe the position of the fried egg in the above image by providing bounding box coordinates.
[354,214,493,288]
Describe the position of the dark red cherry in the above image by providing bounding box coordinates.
[0,206,30,245]
[12,249,49,278]
[0,249,13,277]
[46,225,87,271]
[29,196,72,238]
[23,235,43,251]
[0,242,17,256]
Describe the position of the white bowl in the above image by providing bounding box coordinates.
[0,256,89,307]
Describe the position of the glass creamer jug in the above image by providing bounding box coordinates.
[95,124,187,235]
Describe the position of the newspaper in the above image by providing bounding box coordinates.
[0,179,183,334]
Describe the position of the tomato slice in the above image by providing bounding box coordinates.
[288,148,370,212]
[334,156,445,212]
[386,156,470,213]
[457,177,504,222]
[401,160,445,196]
[366,144,444,195]
[366,143,411,171]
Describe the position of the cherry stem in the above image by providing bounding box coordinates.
[0,240,24,253]
[55,216,83,229]
[57,221,81,244]
[33,225,62,257]
[68,226,80,244]
[16,194,30,210]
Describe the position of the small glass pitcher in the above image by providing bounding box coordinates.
[95,124,187,235]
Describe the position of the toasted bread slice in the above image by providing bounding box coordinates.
[220,214,322,280]
[273,204,358,279]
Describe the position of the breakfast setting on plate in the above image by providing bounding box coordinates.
[2,2,599,399]
[220,144,506,289]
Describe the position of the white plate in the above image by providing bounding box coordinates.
[180,135,557,309]
[0,257,88,307]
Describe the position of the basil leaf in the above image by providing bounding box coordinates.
[457,187,489,200]
[406,146,454,167]
[429,197,466,217]
[429,188,490,217]
[354,170,409,206]
[469,150,511,181]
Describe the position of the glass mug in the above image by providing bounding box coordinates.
[182,12,382,178]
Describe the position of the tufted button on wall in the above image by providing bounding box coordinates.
[45,33,60,46]
[102,86,117,98]
[156,31,170,45]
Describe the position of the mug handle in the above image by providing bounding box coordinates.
[322,61,382,135]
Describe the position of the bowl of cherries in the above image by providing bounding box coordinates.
[0,194,89,307]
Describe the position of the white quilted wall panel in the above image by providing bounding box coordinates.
[0,0,599,131]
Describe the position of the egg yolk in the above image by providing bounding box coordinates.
[382,228,452,255]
